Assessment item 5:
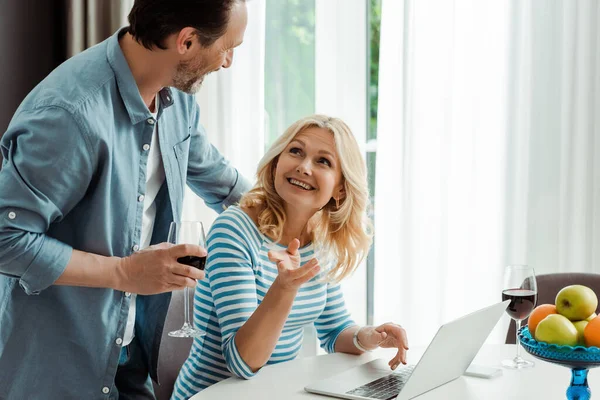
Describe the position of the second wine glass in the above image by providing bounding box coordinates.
[502,264,538,369]
[168,221,207,338]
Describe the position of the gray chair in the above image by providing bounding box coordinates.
[506,272,600,344]
[153,289,195,400]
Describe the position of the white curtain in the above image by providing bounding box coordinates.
[375,0,600,346]
[315,0,368,327]
[182,0,265,227]
[66,0,134,57]
[505,0,600,276]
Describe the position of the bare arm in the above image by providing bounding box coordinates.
[234,280,299,371]
[55,244,205,294]
[334,326,363,355]
[233,240,320,372]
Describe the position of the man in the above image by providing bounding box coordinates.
[0,0,249,398]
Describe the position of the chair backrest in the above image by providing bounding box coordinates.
[153,289,194,400]
[506,272,600,344]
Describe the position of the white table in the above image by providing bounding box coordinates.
[191,344,599,399]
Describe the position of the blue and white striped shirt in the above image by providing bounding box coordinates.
[172,206,355,399]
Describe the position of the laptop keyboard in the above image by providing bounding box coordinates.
[345,365,415,400]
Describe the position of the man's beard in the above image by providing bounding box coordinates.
[173,59,209,94]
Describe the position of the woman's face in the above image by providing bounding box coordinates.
[273,127,343,213]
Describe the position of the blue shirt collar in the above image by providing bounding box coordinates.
[106,29,175,125]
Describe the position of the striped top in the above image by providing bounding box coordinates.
[172,206,355,399]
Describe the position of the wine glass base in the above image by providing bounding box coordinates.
[502,357,535,369]
[168,325,205,338]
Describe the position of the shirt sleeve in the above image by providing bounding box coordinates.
[314,282,356,353]
[0,106,94,295]
[185,102,252,213]
[205,212,259,379]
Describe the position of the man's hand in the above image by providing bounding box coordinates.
[115,243,206,295]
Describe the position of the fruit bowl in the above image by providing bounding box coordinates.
[518,326,600,399]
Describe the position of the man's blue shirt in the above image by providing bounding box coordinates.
[0,29,249,399]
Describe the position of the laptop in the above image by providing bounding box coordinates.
[304,300,509,400]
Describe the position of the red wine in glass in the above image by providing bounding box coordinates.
[502,289,537,320]
[177,255,207,270]
[168,221,206,338]
[502,264,537,369]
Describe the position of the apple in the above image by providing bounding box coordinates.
[573,320,589,346]
[528,304,557,336]
[534,314,579,346]
[555,285,598,321]
[586,313,597,322]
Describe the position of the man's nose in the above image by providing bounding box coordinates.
[222,50,234,69]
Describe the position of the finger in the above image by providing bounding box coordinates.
[275,257,316,275]
[285,258,319,280]
[168,275,197,289]
[170,263,205,280]
[268,250,284,263]
[150,242,175,250]
[169,244,207,258]
[377,331,388,344]
[287,238,300,255]
[377,323,409,350]
[398,327,409,350]
[292,262,321,284]
[388,348,406,370]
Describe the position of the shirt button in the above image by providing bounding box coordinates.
[138,194,145,202]
[125,292,131,297]
[143,144,150,151]
[147,118,155,125]
[132,244,139,252]
[115,338,123,345]
[8,211,16,219]
[102,387,110,394]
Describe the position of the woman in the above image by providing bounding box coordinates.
[172,115,409,399]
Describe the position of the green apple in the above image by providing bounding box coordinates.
[573,320,589,346]
[534,314,579,346]
[555,285,598,321]
[586,313,597,322]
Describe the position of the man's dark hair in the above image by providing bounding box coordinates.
[127,0,244,50]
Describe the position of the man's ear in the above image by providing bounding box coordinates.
[175,27,197,54]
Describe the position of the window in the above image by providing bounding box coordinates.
[264,0,377,328]
[366,0,382,325]
[264,0,316,148]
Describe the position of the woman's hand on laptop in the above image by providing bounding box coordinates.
[358,323,409,370]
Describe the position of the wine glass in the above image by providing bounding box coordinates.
[168,221,207,338]
[502,264,538,368]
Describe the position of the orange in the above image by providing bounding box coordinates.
[584,316,600,347]
[528,304,557,336]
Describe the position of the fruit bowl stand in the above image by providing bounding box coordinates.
[519,326,600,400]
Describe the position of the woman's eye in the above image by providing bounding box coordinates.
[290,147,302,155]
[318,158,332,167]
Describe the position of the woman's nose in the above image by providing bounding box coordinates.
[296,161,311,175]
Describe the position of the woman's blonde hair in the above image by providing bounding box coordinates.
[240,114,373,282]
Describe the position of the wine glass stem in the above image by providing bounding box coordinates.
[183,286,191,327]
[515,319,521,359]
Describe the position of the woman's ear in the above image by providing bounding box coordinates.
[271,158,279,179]
[335,184,346,201]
